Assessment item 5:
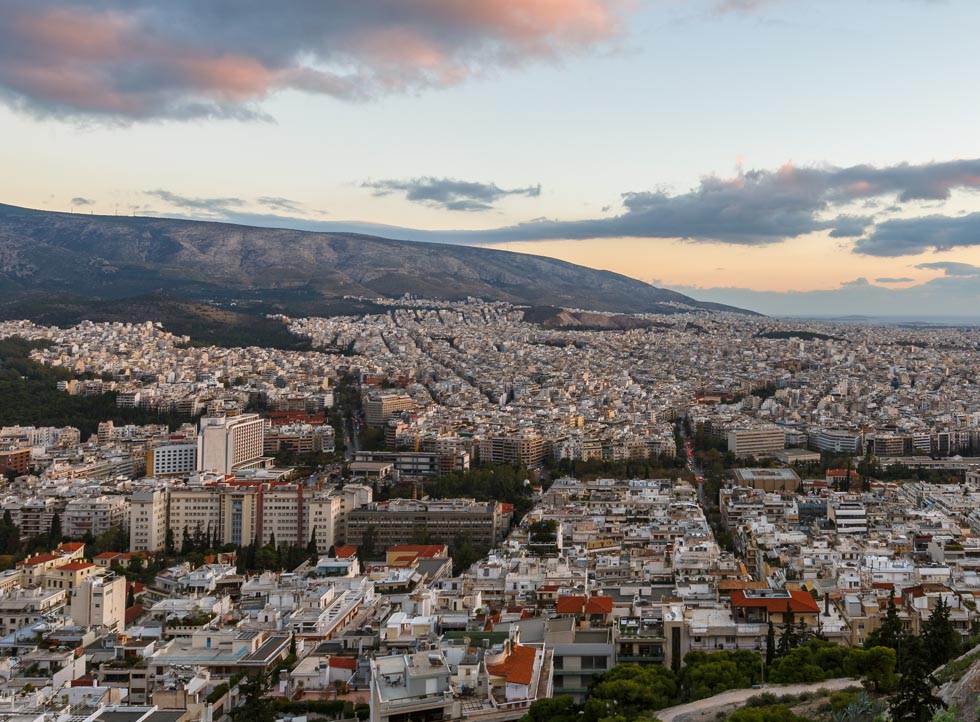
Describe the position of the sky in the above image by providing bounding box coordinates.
[2,0,980,316]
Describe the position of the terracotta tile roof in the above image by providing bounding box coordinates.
[730,590,820,614]
[94,552,122,560]
[330,656,357,670]
[556,595,586,615]
[585,596,614,615]
[388,544,447,558]
[334,545,358,559]
[18,553,59,567]
[125,605,145,625]
[59,562,95,571]
[57,542,85,552]
[487,645,537,686]
[556,595,613,615]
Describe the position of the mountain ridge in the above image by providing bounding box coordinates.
[0,202,754,318]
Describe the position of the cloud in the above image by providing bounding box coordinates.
[915,261,980,277]
[0,0,627,121]
[71,197,95,206]
[668,273,980,318]
[138,156,980,252]
[256,196,308,214]
[854,211,980,256]
[351,158,980,246]
[875,277,914,283]
[363,177,541,212]
[144,190,245,215]
[142,190,325,225]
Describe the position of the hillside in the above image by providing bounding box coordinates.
[0,203,752,325]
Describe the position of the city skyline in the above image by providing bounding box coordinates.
[2,0,980,315]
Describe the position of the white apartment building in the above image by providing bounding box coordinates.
[197,414,266,474]
[727,427,785,458]
[71,573,127,631]
[147,441,197,477]
[63,495,129,538]
[828,495,868,534]
[129,483,356,552]
[129,490,168,552]
[810,428,863,454]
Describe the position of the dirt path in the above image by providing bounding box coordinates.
[656,678,860,722]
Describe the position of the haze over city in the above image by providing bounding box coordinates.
[2,0,980,315]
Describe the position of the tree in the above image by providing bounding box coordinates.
[766,620,776,666]
[583,664,678,721]
[231,672,275,722]
[164,527,176,556]
[777,603,797,657]
[889,635,945,722]
[307,530,318,559]
[921,597,961,670]
[359,525,377,562]
[867,590,904,651]
[48,512,61,545]
[126,583,136,608]
[844,646,897,692]
[0,510,20,555]
[521,696,580,722]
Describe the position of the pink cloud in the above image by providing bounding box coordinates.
[0,0,630,121]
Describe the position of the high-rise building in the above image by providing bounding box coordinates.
[363,394,414,426]
[128,482,363,552]
[147,441,197,477]
[63,495,129,538]
[129,490,168,552]
[726,427,785,458]
[71,573,127,631]
[196,414,266,474]
[345,498,506,550]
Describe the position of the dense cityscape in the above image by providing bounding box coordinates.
[0,300,975,722]
[3,1,980,721]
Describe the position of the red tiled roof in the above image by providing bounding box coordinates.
[334,545,358,559]
[585,596,614,615]
[500,503,515,514]
[487,645,537,686]
[18,553,58,567]
[58,542,85,552]
[556,595,585,615]
[388,544,447,558]
[556,595,613,615]
[94,552,122,560]
[125,605,145,625]
[59,562,95,571]
[330,656,357,670]
[730,590,820,614]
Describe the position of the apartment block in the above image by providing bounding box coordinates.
[345,498,506,550]
[197,414,266,474]
[63,495,129,538]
